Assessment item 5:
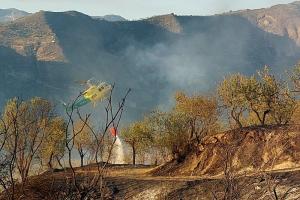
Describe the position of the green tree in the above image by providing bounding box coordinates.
[147,110,190,161]
[38,117,66,170]
[248,67,295,125]
[145,92,220,162]
[121,120,153,165]
[219,66,295,127]
[218,73,249,128]
[175,92,219,144]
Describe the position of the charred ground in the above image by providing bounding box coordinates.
[2,126,300,200]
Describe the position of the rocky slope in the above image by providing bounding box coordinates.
[146,13,182,33]
[231,1,300,46]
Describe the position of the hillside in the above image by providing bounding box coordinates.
[232,1,300,45]
[152,126,300,176]
[1,2,300,121]
[0,11,64,61]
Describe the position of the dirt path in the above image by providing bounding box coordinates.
[78,164,300,181]
[74,164,300,200]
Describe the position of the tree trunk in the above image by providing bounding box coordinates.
[56,156,64,169]
[262,110,270,126]
[80,155,84,167]
[132,144,136,165]
[78,148,84,167]
[47,152,54,170]
[253,109,263,125]
[231,109,242,128]
[20,169,28,183]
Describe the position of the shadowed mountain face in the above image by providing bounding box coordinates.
[0,8,29,22]
[1,2,300,122]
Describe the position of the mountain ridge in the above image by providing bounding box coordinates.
[93,14,127,22]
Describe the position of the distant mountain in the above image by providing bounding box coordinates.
[93,15,127,22]
[0,8,29,22]
[1,2,300,122]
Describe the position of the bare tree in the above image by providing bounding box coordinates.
[0,118,10,199]
[211,144,242,200]
[0,98,66,199]
[211,127,300,200]
[257,134,300,200]
[1,97,59,183]
[58,85,130,199]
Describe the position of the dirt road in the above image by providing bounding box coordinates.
[78,164,300,200]
[5,164,300,200]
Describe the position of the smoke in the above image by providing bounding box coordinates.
[1,11,299,124]
[121,15,300,113]
[53,14,300,120]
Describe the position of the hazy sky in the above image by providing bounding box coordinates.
[1,0,296,20]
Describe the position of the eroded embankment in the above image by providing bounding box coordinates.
[152,126,300,176]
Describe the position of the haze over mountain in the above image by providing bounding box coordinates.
[0,8,126,23]
[1,2,300,121]
[0,8,29,22]
[93,15,127,22]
